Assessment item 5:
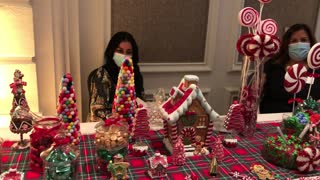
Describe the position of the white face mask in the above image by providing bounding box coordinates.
[113,52,132,67]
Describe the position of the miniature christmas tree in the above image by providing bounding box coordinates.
[57,73,80,146]
[213,136,224,162]
[112,58,136,131]
[132,105,150,140]
[172,136,186,166]
[224,101,244,132]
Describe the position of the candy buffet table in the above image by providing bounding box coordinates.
[1,122,319,180]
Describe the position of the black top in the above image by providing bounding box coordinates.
[260,60,320,113]
[87,65,144,122]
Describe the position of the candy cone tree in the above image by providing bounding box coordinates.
[132,105,150,140]
[57,73,80,145]
[112,58,136,131]
[172,136,186,166]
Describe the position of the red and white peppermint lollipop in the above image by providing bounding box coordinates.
[236,34,254,56]
[268,35,281,56]
[296,147,320,172]
[248,34,275,57]
[259,19,278,36]
[258,0,272,3]
[307,42,320,69]
[284,64,307,93]
[238,7,259,27]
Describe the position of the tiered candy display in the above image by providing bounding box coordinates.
[57,73,81,146]
[42,132,78,180]
[131,105,150,156]
[235,0,280,137]
[29,117,61,171]
[132,105,149,139]
[112,58,136,131]
[224,101,244,133]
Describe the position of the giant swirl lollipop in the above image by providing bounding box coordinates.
[306,43,320,98]
[238,7,259,27]
[284,63,307,113]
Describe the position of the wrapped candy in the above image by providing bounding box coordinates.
[42,132,78,180]
[29,117,62,171]
[95,115,129,173]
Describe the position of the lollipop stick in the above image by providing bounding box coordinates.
[307,69,315,99]
[276,126,287,144]
[292,93,296,114]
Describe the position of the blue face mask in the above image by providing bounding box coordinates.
[288,42,310,61]
[113,52,132,67]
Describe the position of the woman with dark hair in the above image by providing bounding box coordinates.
[260,23,320,113]
[87,32,144,122]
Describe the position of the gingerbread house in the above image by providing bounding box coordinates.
[160,75,219,156]
[147,151,168,179]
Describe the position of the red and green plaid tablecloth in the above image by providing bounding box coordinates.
[1,123,320,179]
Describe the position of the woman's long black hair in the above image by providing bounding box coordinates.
[103,31,144,99]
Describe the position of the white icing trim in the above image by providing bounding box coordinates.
[224,139,238,143]
[132,144,149,151]
[184,75,199,82]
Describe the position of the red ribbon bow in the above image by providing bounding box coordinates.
[288,98,303,104]
[104,116,122,127]
[307,72,320,78]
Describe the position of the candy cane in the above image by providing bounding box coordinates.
[205,121,214,147]
[181,127,196,143]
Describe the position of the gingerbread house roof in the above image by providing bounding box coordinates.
[160,76,219,124]
[148,152,168,169]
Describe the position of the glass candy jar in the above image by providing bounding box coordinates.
[42,132,78,180]
[95,116,129,173]
[29,117,62,171]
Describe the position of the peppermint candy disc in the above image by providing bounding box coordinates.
[284,64,307,94]
[248,34,275,58]
[258,0,272,3]
[238,7,259,27]
[296,147,320,172]
[259,19,278,36]
[307,42,320,69]
[268,35,281,56]
[236,34,254,56]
